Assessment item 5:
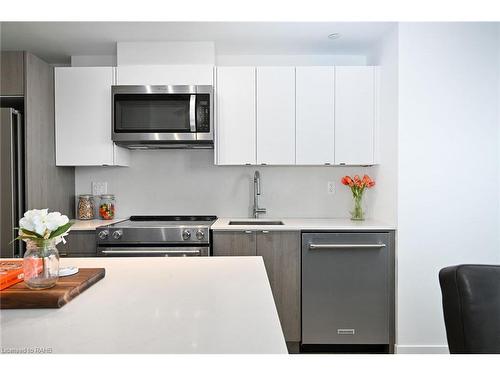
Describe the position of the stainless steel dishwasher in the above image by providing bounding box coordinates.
[301,232,395,352]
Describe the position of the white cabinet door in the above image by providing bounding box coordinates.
[334,66,376,165]
[256,67,295,165]
[55,67,117,166]
[296,67,335,165]
[116,65,213,85]
[216,67,256,165]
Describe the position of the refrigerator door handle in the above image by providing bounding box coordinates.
[9,112,17,257]
[14,111,24,257]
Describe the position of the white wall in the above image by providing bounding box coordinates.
[216,54,366,66]
[75,150,377,219]
[367,26,399,226]
[396,22,500,353]
[71,55,116,67]
[117,42,215,65]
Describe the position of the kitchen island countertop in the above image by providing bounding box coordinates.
[0,257,287,354]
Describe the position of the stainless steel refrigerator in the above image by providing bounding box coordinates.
[1,107,24,258]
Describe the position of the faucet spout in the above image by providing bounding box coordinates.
[253,170,267,218]
[254,171,261,195]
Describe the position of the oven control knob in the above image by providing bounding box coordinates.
[112,230,123,240]
[182,230,191,240]
[196,230,205,240]
[98,230,109,240]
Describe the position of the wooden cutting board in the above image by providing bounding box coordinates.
[0,268,105,309]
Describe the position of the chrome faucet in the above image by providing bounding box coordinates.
[253,171,267,218]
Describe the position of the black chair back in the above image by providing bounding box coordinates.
[439,265,500,354]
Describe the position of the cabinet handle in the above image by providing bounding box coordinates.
[261,230,269,234]
[309,243,386,250]
[244,230,253,234]
[337,329,356,335]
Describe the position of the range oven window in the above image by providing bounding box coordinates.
[114,94,191,133]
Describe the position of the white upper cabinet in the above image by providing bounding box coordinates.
[216,67,256,165]
[295,67,335,165]
[55,67,129,166]
[213,65,378,166]
[334,66,377,165]
[256,67,296,165]
[116,65,213,85]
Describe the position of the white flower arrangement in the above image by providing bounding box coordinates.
[16,209,73,245]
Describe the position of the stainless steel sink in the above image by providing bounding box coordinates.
[228,220,284,226]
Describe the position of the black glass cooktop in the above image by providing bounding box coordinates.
[129,215,217,222]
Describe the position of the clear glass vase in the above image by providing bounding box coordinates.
[350,194,365,221]
[23,239,59,289]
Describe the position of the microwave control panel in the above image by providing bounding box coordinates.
[196,94,210,132]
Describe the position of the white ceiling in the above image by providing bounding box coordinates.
[0,22,395,63]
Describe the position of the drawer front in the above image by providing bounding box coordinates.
[212,231,257,256]
[302,232,390,345]
[58,231,97,257]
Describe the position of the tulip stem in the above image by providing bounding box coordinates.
[351,191,365,221]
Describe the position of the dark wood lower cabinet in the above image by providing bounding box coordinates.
[58,230,96,257]
[212,230,256,256]
[212,230,301,344]
[257,231,301,343]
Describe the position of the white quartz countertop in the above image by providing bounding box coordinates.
[212,218,396,231]
[70,218,127,231]
[70,217,395,232]
[0,257,287,354]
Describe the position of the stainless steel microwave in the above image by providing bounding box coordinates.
[111,85,213,149]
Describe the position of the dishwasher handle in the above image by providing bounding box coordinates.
[308,243,386,250]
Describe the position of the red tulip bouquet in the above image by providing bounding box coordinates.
[341,175,375,220]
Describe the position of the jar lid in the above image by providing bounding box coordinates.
[100,194,115,198]
[79,194,93,198]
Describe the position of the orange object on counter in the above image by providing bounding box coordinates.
[0,260,24,290]
[0,259,43,290]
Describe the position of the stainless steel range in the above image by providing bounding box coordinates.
[96,216,217,257]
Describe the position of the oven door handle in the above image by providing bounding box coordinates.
[189,94,196,132]
[101,249,202,255]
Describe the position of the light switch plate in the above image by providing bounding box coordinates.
[327,181,335,195]
[92,182,108,196]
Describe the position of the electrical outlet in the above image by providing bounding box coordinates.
[92,182,108,196]
[327,181,335,195]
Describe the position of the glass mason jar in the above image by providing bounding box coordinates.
[23,239,59,289]
[77,194,95,220]
[99,194,115,220]
[350,193,366,221]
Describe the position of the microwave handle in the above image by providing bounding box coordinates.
[189,94,196,132]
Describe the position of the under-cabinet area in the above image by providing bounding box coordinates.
[212,228,395,352]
